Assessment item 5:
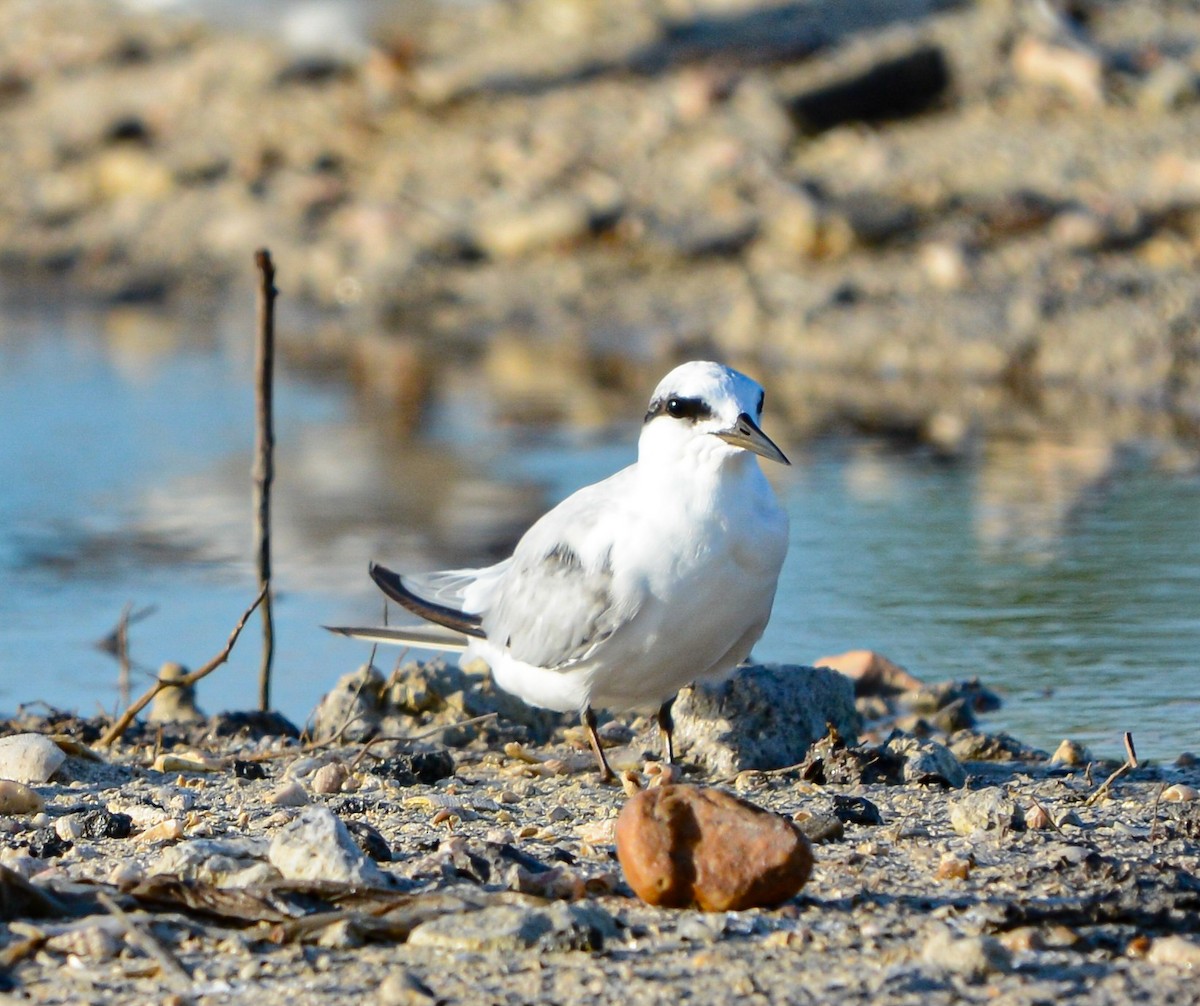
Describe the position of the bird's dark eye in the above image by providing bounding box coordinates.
[757,391,765,416]
[645,394,714,424]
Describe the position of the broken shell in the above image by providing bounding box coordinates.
[1161,784,1199,803]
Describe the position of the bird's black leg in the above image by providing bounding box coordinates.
[582,707,615,783]
[656,697,676,765]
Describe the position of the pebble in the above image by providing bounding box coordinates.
[921,928,1012,980]
[1050,739,1091,766]
[267,806,389,886]
[670,664,858,775]
[377,970,439,1006]
[135,819,185,844]
[0,734,66,784]
[151,837,276,888]
[616,784,813,911]
[1146,935,1200,967]
[949,788,1024,836]
[268,781,309,807]
[883,736,966,789]
[406,901,618,952]
[311,762,349,795]
[146,662,205,723]
[0,780,44,815]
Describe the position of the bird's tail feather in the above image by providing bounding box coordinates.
[323,623,471,653]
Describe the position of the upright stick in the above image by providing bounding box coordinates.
[253,249,277,711]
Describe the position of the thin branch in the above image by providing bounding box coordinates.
[253,247,277,712]
[97,892,191,992]
[98,587,266,748]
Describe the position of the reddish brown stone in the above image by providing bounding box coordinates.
[615,784,813,911]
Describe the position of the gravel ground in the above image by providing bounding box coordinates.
[2,662,1199,1006]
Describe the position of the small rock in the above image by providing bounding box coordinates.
[151,837,275,888]
[922,928,1012,980]
[814,650,924,695]
[268,781,309,807]
[0,734,67,784]
[77,809,133,840]
[936,854,972,881]
[312,762,349,795]
[792,812,843,844]
[372,750,455,786]
[309,664,385,743]
[146,662,205,724]
[1147,935,1200,968]
[1050,739,1091,766]
[949,788,1024,836]
[1025,803,1053,830]
[0,780,44,816]
[27,828,70,859]
[616,784,813,911]
[46,921,124,961]
[407,901,617,952]
[378,970,438,1006]
[671,664,858,775]
[884,736,966,788]
[268,807,389,886]
[1011,34,1104,108]
[830,795,883,827]
[135,819,185,845]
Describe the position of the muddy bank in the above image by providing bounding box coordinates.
[3,0,1200,447]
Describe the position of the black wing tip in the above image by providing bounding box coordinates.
[367,559,485,638]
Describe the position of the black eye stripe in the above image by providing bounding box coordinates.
[757,391,765,415]
[644,395,715,424]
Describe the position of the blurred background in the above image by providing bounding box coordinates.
[1,0,1198,758]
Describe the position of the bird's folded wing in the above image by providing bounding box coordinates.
[323,623,470,652]
[483,538,641,671]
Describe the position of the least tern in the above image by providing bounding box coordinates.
[328,361,790,780]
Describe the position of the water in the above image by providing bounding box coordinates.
[2,305,1198,760]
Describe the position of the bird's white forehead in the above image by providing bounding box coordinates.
[650,361,763,412]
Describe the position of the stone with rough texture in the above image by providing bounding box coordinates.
[884,736,967,788]
[949,788,1024,836]
[922,928,1012,980]
[268,807,389,886]
[406,901,617,952]
[616,784,813,911]
[672,664,858,775]
[0,734,66,784]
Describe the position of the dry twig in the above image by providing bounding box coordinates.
[253,248,278,712]
[97,586,267,748]
[97,892,191,992]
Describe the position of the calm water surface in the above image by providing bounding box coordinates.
[2,305,1198,760]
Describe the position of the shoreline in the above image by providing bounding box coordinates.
[2,661,1199,1004]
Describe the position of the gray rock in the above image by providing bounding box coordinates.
[151,837,277,888]
[0,733,66,784]
[309,664,385,743]
[884,736,966,789]
[921,927,1012,980]
[672,664,858,776]
[268,807,389,887]
[406,901,618,952]
[949,787,1024,836]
